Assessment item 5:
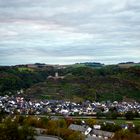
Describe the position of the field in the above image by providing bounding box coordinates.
[97,118,140,125]
[18,67,34,72]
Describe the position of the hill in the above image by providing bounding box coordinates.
[0,64,140,102]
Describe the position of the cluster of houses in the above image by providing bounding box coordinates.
[0,95,140,140]
[68,123,114,140]
[0,95,140,116]
[35,123,115,140]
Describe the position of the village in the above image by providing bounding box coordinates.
[0,95,140,140]
[0,95,140,116]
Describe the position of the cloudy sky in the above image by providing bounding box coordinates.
[0,0,140,65]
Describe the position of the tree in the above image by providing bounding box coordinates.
[2,118,19,140]
[101,123,121,132]
[125,111,135,120]
[86,118,96,127]
[19,125,36,140]
[111,129,140,140]
[0,117,36,140]
[96,111,104,118]
[67,132,85,140]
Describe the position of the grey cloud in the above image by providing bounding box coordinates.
[0,0,140,65]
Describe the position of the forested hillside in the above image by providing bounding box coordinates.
[0,66,54,95]
[0,65,140,102]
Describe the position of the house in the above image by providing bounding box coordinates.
[68,124,92,135]
[59,109,69,114]
[91,129,114,139]
[93,125,101,130]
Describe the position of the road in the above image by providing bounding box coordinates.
[19,115,97,119]
[35,136,60,140]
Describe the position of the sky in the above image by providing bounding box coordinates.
[0,0,140,65]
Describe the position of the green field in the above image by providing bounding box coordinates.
[18,67,34,72]
[97,118,140,125]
